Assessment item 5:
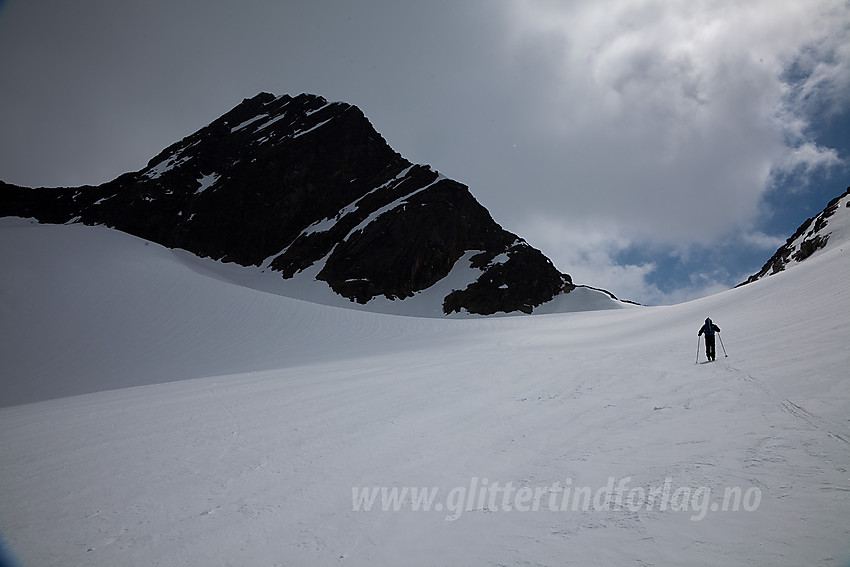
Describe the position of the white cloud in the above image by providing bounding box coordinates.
[516,214,729,305]
[737,230,787,251]
[516,212,798,305]
[491,0,850,246]
[777,142,842,176]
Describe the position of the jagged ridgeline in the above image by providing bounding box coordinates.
[0,93,575,315]
[738,186,850,286]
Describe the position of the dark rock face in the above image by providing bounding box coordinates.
[444,245,568,315]
[1,92,573,315]
[737,186,850,286]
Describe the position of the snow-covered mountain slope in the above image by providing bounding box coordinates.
[739,186,850,285]
[171,235,628,319]
[0,218,625,407]
[0,218,848,566]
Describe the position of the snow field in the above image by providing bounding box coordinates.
[0,219,848,566]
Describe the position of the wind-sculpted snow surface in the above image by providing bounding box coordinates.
[0,218,848,566]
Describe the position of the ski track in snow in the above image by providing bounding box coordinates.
[0,219,848,566]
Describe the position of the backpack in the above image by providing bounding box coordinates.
[704,318,715,336]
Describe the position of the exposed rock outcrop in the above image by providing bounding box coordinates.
[738,186,850,286]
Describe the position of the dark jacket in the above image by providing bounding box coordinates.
[698,319,720,336]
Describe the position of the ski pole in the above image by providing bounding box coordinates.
[695,335,701,364]
[718,332,728,357]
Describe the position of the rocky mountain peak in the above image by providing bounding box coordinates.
[0,92,597,315]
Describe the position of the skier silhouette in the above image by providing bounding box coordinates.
[698,317,721,361]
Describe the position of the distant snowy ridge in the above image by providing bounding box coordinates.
[739,186,850,286]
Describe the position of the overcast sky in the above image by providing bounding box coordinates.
[2,0,849,304]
